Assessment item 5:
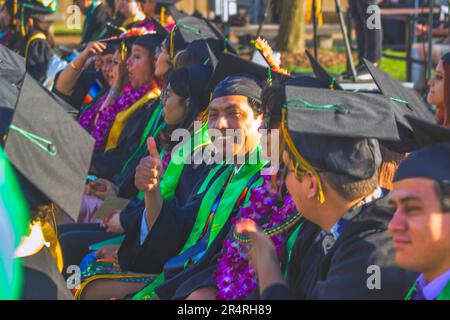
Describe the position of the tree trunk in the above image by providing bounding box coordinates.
[277,0,306,53]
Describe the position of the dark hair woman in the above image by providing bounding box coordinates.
[427,52,450,128]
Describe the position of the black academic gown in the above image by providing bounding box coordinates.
[151,170,264,300]
[261,197,418,300]
[82,3,108,44]
[117,159,220,274]
[21,31,52,84]
[91,99,161,179]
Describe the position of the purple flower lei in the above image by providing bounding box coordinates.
[78,83,154,151]
[161,150,171,175]
[215,175,297,300]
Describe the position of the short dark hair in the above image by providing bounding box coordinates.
[433,180,450,212]
[261,85,285,123]
[321,171,379,202]
[173,49,205,70]
[285,148,379,202]
[247,97,263,117]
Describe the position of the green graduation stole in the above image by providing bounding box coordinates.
[159,122,210,201]
[120,102,165,175]
[405,279,450,300]
[132,147,267,300]
[0,147,29,299]
[135,121,211,201]
[283,222,304,279]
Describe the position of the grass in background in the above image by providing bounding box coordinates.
[287,48,407,81]
[53,22,82,36]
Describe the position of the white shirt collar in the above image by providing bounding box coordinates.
[417,269,450,300]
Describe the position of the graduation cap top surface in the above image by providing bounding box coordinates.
[185,38,224,66]
[133,33,166,55]
[0,44,26,76]
[363,58,432,123]
[283,86,400,181]
[405,115,450,148]
[394,117,450,183]
[4,74,94,221]
[169,15,221,58]
[208,52,291,102]
[363,58,433,153]
[0,45,25,108]
[305,50,343,90]
[0,45,78,116]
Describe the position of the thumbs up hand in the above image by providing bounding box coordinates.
[135,138,162,192]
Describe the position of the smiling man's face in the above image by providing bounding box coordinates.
[388,178,450,278]
[208,95,262,160]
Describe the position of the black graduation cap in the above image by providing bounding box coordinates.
[363,58,433,153]
[286,76,331,89]
[363,58,431,121]
[105,22,126,38]
[187,64,213,105]
[151,17,170,37]
[133,33,166,55]
[0,45,25,109]
[0,44,26,76]
[364,59,431,144]
[100,30,163,60]
[281,86,400,203]
[168,6,188,21]
[305,50,343,90]
[4,74,94,221]
[394,116,450,183]
[0,45,78,116]
[185,38,225,66]
[208,52,291,102]
[168,15,220,59]
[405,115,450,147]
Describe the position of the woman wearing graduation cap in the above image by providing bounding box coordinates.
[17,0,56,83]
[427,52,450,128]
[78,31,164,152]
[53,40,117,110]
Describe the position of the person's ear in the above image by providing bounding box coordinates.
[182,97,190,114]
[306,171,319,200]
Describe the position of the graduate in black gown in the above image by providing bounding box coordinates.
[17,0,57,83]
[76,0,109,44]
[120,53,289,301]
[58,63,214,281]
[238,85,418,300]
[388,116,450,300]
[91,36,226,179]
[53,41,112,111]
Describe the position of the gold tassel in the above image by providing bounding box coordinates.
[14,204,64,272]
[120,41,127,61]
[169,26,176,59]
[281,109,325,203]
[160,6,166,27]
